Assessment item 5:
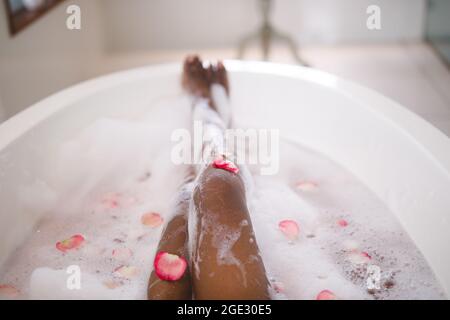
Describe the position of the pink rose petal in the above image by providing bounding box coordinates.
[337,219,348,227]
[212,156,239,174]
[112,247,133,260]
[101,192,121,209]
[361,251,372,259]
[348,251,372,264]
[154,252,187,281]
[272,281,285,293]
[295,181,318,192]
[103,280,123,289]
[56,234,85,252]
[141,212,164,227]
[0,285,20,298]
[279,220,300,240]
[316,290,336,300]
[113,265,139,279]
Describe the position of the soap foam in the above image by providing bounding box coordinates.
[0,94,446,300]
[0,95,192,300]
[248,140,445,299]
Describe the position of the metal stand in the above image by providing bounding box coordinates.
[238,0,307,65]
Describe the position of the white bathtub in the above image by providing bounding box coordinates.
[0,61,449,297]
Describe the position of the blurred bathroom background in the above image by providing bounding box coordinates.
[0,0,449,136]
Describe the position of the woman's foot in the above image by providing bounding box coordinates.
[182,55,229,110]
[182,55,212,101]
[210,61,229,95]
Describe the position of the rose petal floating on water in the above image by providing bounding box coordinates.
[278,220,300,240]
[101,193,121,209]
[295,181,318,192]
[114,265,139,279]
[0,285,20,298]
[316,290,336,300]
[348,251,372,264]
[154,252,187,281]
[56,234,85,253]
[112,247,133,260]
[141,212,164,227]
[272,281,285,293]
[361,251,372,259]
[337,219,348,227]
[103,280,123,289]
[212,156,239,174]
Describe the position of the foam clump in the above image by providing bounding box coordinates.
[29,267,129,300]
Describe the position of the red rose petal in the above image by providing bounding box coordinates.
[279,220,300,240]
[316,290,336,300]
[337,219,348,227]
[141,212,164,227]
[0,285,20,298]
[154,252,187,281]
[212,156,239,174]
[56,234,85,252]
[361,251,372,259]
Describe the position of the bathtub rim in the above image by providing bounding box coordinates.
[1,61,449,172]
[0,61,450,297]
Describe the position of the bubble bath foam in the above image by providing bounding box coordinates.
[0,95,445,300]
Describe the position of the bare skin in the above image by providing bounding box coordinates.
[147,175,193,300]
[191,166,270,299]
[185,56,270,300]
[148,56,270,300]
[182,55,229,111]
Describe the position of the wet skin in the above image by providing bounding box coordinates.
[148,55,270,300]
[191,165,270,300]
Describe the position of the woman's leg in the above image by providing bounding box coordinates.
[191,166,270,300]
[148,178,193,300]
[184,56,271,300]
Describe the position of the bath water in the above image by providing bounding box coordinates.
[0,94,445,300]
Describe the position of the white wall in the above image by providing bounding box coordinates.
[274,0,426,44]
[102,0,259,52]
[0,0,104,118]
[103,0,426,52]
[0,0,428,119]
